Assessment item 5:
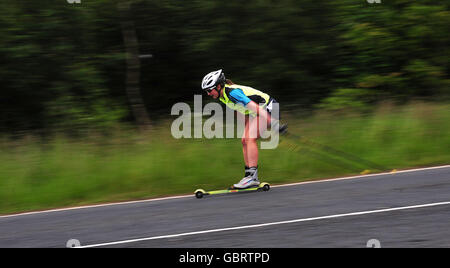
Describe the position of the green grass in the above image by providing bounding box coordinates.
[1,102,450,215]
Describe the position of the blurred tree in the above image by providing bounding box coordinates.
[0,0,448,134]
[118,0,151,131]
[316,88,377,113]
[0,0,126,135]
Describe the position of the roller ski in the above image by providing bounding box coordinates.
[194,182,270,199]
[195,167,270,198]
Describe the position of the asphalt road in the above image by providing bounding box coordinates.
[1,165,450,248]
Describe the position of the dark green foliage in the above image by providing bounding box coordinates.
[0,0,448,133]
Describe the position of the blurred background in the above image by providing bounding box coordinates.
[0,0,449,214]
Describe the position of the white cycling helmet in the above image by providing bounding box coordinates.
[201,69,225,91]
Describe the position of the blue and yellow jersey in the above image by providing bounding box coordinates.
[219,84,271,116]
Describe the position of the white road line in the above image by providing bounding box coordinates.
[272,164,450,188]
[78,201,450,248]
[1,164,449,219]
[0,194,193,219]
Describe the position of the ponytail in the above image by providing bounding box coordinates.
[225,79,234,85]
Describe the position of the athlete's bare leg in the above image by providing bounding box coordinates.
[242,115,262,167]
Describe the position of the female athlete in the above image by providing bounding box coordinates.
[201,69,287,189]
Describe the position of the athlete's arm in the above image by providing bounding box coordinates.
[228,89,271,124]
[228,89,251,106]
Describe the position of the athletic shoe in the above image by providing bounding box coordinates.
[233,177,260,189]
